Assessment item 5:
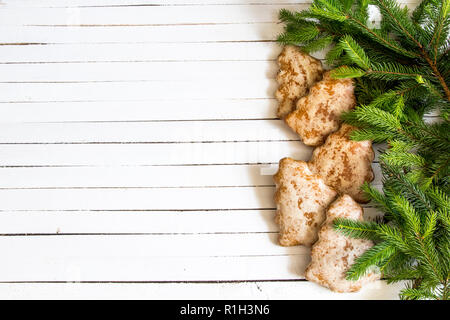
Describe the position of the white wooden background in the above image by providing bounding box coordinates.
[0,0,422,299]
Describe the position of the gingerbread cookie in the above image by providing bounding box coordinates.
[285,71,356,146]
[273,157,337,246]
[305,195,380,292]
[309,124,374,203]
[275,45,324,118]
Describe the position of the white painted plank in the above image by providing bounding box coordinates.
[0,186,385,212]
[0,42,282,63]
[0,255,307,282]
[0,5,305,25]
[0,165,276,188]
[2,0,309,7]
[0,164,276,188]
[0,80,275,102]
[0,61,278,82]
[0,234,309,281]
[0,281,405,300]
[0,163,383,188]
[0,141,384,166]
[0,99,277,122]
[0,141,311,166]
[0,24,282,43]
[0,207,383,234]
[0,233,303,257]
[0,100,436,123]
[0,186,275,210]
[0,210,280,234]
[0,120,296,143]
[0,0,417,9]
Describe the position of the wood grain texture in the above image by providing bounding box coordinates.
[0,281,405,300]
[0,0,420,299]
[0,163,383,187]
[0,120,297,142]
[0,24,283,43]
[0,5,308,25]
[0,42,280,63]
[0,99,279,122]
[0,207,384,234]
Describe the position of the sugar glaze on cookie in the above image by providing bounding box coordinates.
[285,71,356,146]
[273,157,337,246]
[309,124,375,203]
[275,45,324,118]
[305,195,380,292]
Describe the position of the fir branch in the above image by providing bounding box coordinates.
[345,13,418,58]
[375,224,410,253]
[375,0,450,99]
[366,62,424,81]
[303,35,335,53]
[325,43,345,64]
[330,65,366,78]
[428,0,450,63]
[342,104,402,132]
[400,286,440,300]
[391,195,421,236]
[339,35,371,69]
[333,218,380,241]
[350,127,393,142]
[346,241,396,280]
[373,0,419,47]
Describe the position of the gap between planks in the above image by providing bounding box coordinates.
[0,279,307,283]
[0,40,278,45]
